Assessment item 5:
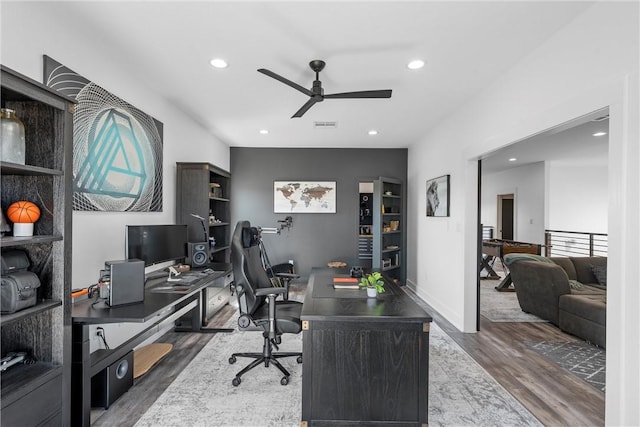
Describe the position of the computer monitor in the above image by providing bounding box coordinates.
[125,224,188,267]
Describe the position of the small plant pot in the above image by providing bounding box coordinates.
[366,287,377,298]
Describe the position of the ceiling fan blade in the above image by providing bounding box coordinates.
[324,89,392,99]
[292,97,319,118]
[258,68,314,97]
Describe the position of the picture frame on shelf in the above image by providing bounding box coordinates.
[426,174,450,217]
[274,181,336,213]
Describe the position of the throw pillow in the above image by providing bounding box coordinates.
[591,265,607,286]
[568,279,584,290]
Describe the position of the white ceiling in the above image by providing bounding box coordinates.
[481,112,609,174]
[53,1,595,149]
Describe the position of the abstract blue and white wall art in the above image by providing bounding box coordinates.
[43,55,163,212]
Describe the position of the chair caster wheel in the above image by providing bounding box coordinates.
[229,355,236,364]
[232,377,241,386]
[281,376,289,386]
[297,356,303,364]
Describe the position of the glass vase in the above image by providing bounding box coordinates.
[0,108,26,164]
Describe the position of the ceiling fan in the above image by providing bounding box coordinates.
[258,60,392,118]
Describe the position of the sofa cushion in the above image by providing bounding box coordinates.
[570,283,605,296]
[550,257,577,281]
[591,265,607,286]
[570,256,606,285]
[559,294,606,348]
[559,294,606,325]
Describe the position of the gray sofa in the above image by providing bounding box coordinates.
[504,255,606,348]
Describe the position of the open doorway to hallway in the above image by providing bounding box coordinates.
[476,108,608,424]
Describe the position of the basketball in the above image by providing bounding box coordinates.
[7,201,41,223]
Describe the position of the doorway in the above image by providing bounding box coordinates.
[497,194,514,240]
[475,109,609,423]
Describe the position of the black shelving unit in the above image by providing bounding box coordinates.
[0,65,74,426]
[372,176,406,285]
[176,162,231,263]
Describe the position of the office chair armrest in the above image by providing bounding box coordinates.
[275,273,299,302]
[255,287,286,297]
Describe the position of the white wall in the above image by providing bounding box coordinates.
[547,161,608,233]
[481,162,545,243]
[407,3,638,425]
[1,3,230,288]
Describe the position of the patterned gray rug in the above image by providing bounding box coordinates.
[524,341,606,392]
[480,279,547,322]
[136,316,541,426]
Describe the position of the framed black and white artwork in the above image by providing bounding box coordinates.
[426,175,450,217]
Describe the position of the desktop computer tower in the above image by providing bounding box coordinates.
[105,259,145,307]
[91,351,133,409]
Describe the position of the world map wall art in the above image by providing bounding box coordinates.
[274,181,336,213]
[43,55,163,212]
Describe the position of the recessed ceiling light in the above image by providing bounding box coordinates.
[593,131,607,137]
[508,158,517,162]
[368,130,378,136]
[407,60,425,70]
[259,129,269,135]
[210,58,228,69]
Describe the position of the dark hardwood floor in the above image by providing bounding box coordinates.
[91,284,605,427]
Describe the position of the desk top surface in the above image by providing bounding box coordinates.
[72,264,231,324]
[301,267,432,323]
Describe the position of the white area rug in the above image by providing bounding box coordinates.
[136,317,541,427]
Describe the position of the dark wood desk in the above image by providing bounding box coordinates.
[301,268,432,426]
[71,264,231,427]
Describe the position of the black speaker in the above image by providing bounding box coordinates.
[91,351,133,409]
[187,242,209,268]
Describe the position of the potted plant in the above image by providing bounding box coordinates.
[359,271,385,297]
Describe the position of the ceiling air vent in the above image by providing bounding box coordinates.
[591,114,609,122]
[314,121,338,129]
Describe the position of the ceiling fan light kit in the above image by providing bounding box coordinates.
[258,60,392,118]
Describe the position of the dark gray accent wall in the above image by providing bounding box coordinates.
[230,148,407,279]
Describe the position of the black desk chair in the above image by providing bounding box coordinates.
[229,221,302,386]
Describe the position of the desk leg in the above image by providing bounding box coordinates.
[71,323,91,427]
[174,288,233,334]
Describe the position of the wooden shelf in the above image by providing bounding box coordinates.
[0,300,62,326]
[0,362,62,406]
[1,161,63,176]
[211,245,230,254]
[209,196,230,202]
[0,235,63,248]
